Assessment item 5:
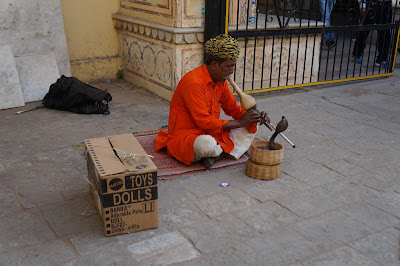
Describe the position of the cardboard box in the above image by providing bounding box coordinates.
[85,133,158,237]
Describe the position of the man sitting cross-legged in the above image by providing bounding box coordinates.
[155,34,269,168]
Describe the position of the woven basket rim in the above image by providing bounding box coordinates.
[251,139,284,151]
[249,139,285,166]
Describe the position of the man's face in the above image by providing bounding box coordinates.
[211,59,236,83]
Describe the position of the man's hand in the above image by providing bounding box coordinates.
[222,109,270,131]
[239,109,262,127]
[259,111,270,124]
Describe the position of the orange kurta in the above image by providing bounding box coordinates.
[155,64,257,165]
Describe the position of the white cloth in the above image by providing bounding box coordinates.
[228,126,257,159]
[193,135,223,162]
[192,126,257,161]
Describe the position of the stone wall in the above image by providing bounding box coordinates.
[114,13,204,100]
[118,0,205,28]
[0,0,70,76]
[0,0,70,108]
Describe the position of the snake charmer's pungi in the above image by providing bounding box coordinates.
[155,34,269,168]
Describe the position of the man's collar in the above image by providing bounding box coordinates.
[202,64,214,86]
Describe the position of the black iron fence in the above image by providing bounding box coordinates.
[205,0,400,92]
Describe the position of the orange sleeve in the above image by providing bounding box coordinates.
[181,79,229,134]
[220,83,258,133]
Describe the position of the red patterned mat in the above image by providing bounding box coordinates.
[133,129,249,179]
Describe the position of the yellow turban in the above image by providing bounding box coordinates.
[204,34,240,60]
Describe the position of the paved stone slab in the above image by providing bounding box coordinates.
[8,150,86,196]
[157,179,197,209]
[282,154,346,187]
[308,118,367,140]
[377,135,400,150]
[69,228,150,255]
[184,167,258,198]
[15,52,60,102]
[235,201,301,234]
[0,209,55,252]
[232,227,321,265]
[40,162,90,201]
[364,191,400,219]
[9,173,63,209]
[350,228,400,266]
[351,165,400,192]
[0,0,71,75]
[355,127,400,147]
[0,239,76,266]
[2,161,54,188]
[0,45,25,110]
[341,202,399,231]
[276,189,343,218]
[274,109,329,147]
[214,166,260,188]
[302,140,358,164]
[324,159,365,177]
[342,101,397,122]
[146,219,172,237]
[196,189,258,218]
[173,251,244,266]
[281,123,328,148]
[181,215,257,254]
[300,246,379,266]
[160,202,209,229]
[345,149,400,171]
[274,174,313,193]
[0,188,21,217]
[333,135,392,156]
[40,198,102,236]
[127,231,200,265]
[242,179,290,203]
[29,123,106,151]
[323,105,378,126]
[32,147,86,166]
[291,211,373,250]
[243,174,311,202]
[361,115,400,137]
[65,246,135,265]
[319,179,380,204]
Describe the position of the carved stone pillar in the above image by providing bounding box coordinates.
[113,0,206,100]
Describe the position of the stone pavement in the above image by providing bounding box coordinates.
[1,73,399,265]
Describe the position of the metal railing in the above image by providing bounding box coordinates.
[205,0,400,92]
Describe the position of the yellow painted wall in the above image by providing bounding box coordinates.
[60,0,121,82]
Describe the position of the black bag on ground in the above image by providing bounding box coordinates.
[42,75,112,114]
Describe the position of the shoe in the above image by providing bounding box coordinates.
[352,56,362,64]
[201,157,216,169]
[375,60,390,68]
[325,40,336,49]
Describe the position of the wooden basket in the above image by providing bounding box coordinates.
[248,139,284,166]
[245,160,282,180]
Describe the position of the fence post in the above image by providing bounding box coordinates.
[204,0,226,42]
